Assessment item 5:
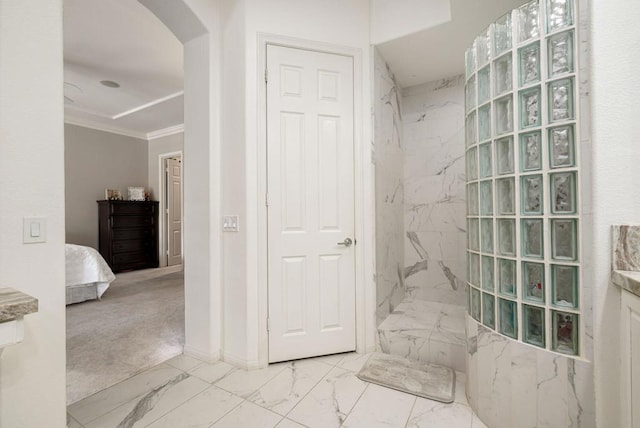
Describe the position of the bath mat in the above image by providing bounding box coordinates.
[357,353,455,403]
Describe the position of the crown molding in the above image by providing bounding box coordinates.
[64,116,148,140]
[147,124,184,140]
[112,91,184,120]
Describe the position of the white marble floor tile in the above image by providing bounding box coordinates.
[288,367,368,428]
[342,384,416,427]
[67,414,83,428]
[454,371,469,407]
[83,374,209,428]
[165,354,205,372]
[67,364,183,424]
[147,385,243,428]
[214,362,287,398]
[309,352,352,367]
[472,413,489,428]
[211,401,282,428]
[189,360,236,384]
[248,359,332,416]
[406,398,473,428]
[275,418,307,428]
[335,352,372,372]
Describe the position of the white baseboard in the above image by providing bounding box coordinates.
[223,351,265,370]
[183,346,220,364]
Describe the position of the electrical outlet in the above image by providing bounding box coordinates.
[223,215,240,232]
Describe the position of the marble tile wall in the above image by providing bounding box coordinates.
[374,48,406,326]
[401,76,468,306]
[465,316,596,428]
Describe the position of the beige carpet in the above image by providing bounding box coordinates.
[66,266,184,404]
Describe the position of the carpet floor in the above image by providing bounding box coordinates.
[66,265,184,405]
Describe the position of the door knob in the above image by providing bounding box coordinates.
[338,238,353,247]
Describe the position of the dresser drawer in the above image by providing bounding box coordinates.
[112,239,150,254]
[111,215,154,229]
[112,251,154,266]
[112,228,153,241]
[110,203,155,215]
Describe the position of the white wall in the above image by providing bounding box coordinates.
[590,0,640,425]
[0,1,67,427]
[370,0,451,44]
[65,124,149,248]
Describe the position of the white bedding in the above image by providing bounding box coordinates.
[65,244,115,300]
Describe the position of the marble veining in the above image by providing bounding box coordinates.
[0,287,38,322]
[611,269,640,298]
[612,225,640,270]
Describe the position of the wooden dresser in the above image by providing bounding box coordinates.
[97,200,159,272]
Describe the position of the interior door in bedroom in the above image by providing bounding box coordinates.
[266,44,356,363]
[166,156,182,266]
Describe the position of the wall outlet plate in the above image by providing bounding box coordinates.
[223,215,240,232]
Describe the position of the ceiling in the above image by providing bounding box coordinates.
[63,0,184,139]
[64,0,527,138]
[377,0,528,88]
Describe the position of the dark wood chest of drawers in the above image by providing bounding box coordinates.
[97,200,159,272]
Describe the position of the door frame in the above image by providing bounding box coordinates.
[256,33,375,366]
[158,150,183,267]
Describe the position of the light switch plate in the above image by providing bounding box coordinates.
[23,217,46,244]
[223,215,240,232]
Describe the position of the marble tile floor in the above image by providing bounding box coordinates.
[67,352,487,428]
[378,299,466,372]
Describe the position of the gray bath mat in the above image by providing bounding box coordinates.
[357,353,455,403]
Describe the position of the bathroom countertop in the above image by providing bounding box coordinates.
[611,270,640,298]
[0,288,38,322]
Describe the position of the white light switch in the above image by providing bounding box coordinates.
[223,215,240,232]
[23,217,46,244]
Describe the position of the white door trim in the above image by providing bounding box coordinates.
[158,150,183,267]
[256,33,375,367]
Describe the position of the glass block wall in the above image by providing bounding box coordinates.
[465,0,581,356]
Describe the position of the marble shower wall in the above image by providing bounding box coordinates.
[374,48,405,326]
[401,77,467,306]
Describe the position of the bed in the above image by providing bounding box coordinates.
[65,244,116,305]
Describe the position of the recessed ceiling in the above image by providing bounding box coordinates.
[376,0,529,88]
[63,0,183,138]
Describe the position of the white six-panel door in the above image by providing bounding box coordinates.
[266,44,356,363]
[166,157,182,266]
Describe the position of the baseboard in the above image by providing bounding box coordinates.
[183,346,220,364]
[223,351,265,370]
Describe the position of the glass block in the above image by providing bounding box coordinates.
[518,0,540,43]
[521,174,543,215]
[466,111,477,147]
[482,292,496,329]
[548,78,574,122]
[466,76,477,112]
[468,218,480,251]
[478,66,491,105]
[519,42,540,86]
[466,43,477,78]
[551,264,579,308]
[551,218,578,261]
[546,0,573,32]
[552,310,578,355]
[519,86,541,129]
[520,131,542,171]
[497,178,515,215]
[481,218,494,253]
[548,30,574,77]
[470,287,481,321]
[523,304,545,347]
[469,252,480,286]
[493,12,513,56]
[494,54,513,96]
[498,258,517,296]
[466,147,478,181]
[522,218,544,258]
[495,136,514,175]
[482,256,495,292]
[495,95,514,135]
[498,219,516,256]
[549,125,575,168]
[479,143,493,178]
[523,261,545,302]
[551,172,576,214]
[468,183,479,215]
[477,27,491,67]
[479,104,492,142]
[480,180,493,215]
[499,298,518,339]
